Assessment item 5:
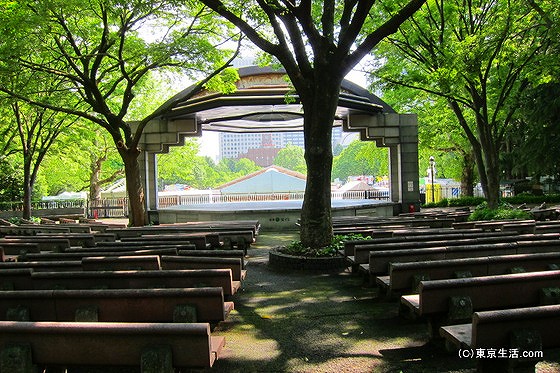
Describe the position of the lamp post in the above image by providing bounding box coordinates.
[429,156,435,203]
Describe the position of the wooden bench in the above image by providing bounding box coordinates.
[35,233,97,247]
[0,237,70,252]
[81,255,161,271]
[28,223,92,233]
[0,321,225,370]
[350,233,559,266]
[400,270,560,327]
[89,241,196,251]
[30,269,241,297]
[120,234,211,250]
[0,260,82,272]
[344,232,520,258]
[370,239,560,278]
[178,249,247,269]
[161,255,246,281]
[0,269,34,290]
[0,287,234,324]
[0,225,72,236]
[440,304,560,372]
[378,251,560,296]
[0,242,40,255]
[21,248,179,262]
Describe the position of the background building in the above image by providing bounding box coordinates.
[218,128,344,165]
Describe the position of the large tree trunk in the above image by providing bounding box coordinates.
[119,148,146,227]
[299,71,341,248]
[89,159,103,201]
[460,151,475,197]
[22,167,32,220]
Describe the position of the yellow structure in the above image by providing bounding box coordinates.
[425,183,442,203]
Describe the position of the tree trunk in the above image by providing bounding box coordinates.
[119,148,146,227]
[460,151,475,197]
[89,159,102,201]
[22,168,32,220]
[299,71,341,248]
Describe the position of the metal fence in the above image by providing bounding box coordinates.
[88,198,129,218]
[0,190,391,219]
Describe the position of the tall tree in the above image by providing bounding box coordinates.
[0,66,77,218]
[332,140,388,183]
[370,0,554,208]
[199,0,426,247]
[273,144,306,174]
[382,87,475,195]
[0,0,240,225]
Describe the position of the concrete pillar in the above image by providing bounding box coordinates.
[388,145,400,204]
[138,151,158,213]
[398,114,420,212]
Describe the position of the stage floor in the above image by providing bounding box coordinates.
[156,199,397,231]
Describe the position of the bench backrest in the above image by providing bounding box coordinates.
[353,234,558,264]
[0,261,82,272]
[22,248,178,261]
[0,287,228,323]
[30,268,237,296]
[389,251,560,293]
[0,321,221,369]
[81,255,161,271]
[418,270,560,316]
[161,255,243,281]
[472,304,560,349]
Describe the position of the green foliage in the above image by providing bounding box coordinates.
[504,194,560,205]
[7,216,41,224]
[273,144,306,174]
[279,234,372,258]
[157,142,261,189]
[332,140,388,182]
[422,197,486,208]
[0,158,23,202]
[423,194,560,209]
[468,201,533,221]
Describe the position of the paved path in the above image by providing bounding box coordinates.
[205,233,478,373]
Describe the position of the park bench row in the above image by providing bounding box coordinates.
[0,265,237,370]
[345,231,560,273]
[377,251,560,296]
[0,267,241,297]
[0,321,225,371]
[440,304,560,372]
[5,252,247,281]
[0,219,260,255]
[399,270,560,372]
[366,238,560,275]
[0,220,259,371]
[336,214,560,371]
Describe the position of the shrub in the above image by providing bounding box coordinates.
[279,234,371,258]
[468,201,533,221]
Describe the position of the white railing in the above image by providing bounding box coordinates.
[158,190,390,207]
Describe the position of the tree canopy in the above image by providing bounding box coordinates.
[370,0,557,207]
[0,0,240,225]
[199,0,426,247]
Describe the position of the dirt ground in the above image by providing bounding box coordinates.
[203,232,560,373]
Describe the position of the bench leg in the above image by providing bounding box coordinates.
[141,346,174,373]
[0,344,36,373]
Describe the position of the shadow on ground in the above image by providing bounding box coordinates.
[203,233,488,373]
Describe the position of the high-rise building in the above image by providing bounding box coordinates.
[218,128,345,162]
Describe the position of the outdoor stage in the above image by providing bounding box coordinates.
[153,199,398,231]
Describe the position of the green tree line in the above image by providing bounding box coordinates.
[0,0,558,246]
